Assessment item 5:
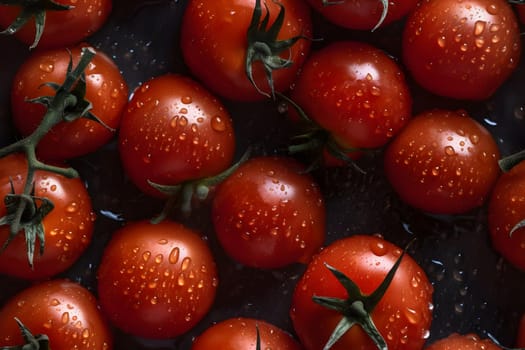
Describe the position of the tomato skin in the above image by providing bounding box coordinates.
[180,0,312,101]
[212,156,325,269]
[0,153,95,280]
[488,160,525,271]
[384,109,500,215]
[402,0,521,100]
[518,314,525,347]
[191,317,302,350]
[118,74,236,198]
[97,220,218,339]
[289,41,411,150]
[0,279,112,350]
[290,234,433,350]
[305,0,419,30]
[11,44,128,161]
[424,333,501,350]
[0,0,112,49]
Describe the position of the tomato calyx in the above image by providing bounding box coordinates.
[312,245,408,350]
[0,47,96,260]
[0,0,71,49]
[0,318,50,350]
[246,0,308,98]
[150,148,252,221]
[320,0,389,31]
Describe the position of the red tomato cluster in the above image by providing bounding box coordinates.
[0,0,524,349]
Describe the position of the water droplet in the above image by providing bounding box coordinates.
[444,146,455,156]
[370,241,387,256]
[474,20,486,36]
[169,247,180,264]
[181,96,192,104]
[39,62,54,73]
[437,36,446,48]
[66,202,78,213]
[62,312,70,324]
[211,115,226,132]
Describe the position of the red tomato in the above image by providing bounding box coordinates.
[0,0,112,49]
[0,279,112,350]
[212,156,325,269]
[97,220,218,339]
[0,153,95,280]
[516,4,525,25]
[518,314,525,347]
[384,109,500,215]
[290,234,433,350]
[305,0,419,30]
[180,0,312,101]
[289,41,411,153]
[402,0,521,100]
[11,44,128,161]
[488,160,525,271]
[191,317,301,350]
[118,74,236,198]
[424,333,501,350]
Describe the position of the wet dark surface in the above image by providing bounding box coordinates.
[1,1,525,349]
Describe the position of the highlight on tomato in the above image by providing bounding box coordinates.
[0,153,95,280]
[384,109,500,215]
[180,0,312,101]
[290,234,433,350]
[402,0,521,100]
[191,317,302,350]
[10,43,128,161]
[211,156,326,269]
[423,333,502,350]
[287,40,412,162]
[118,74,236,203]
[0,0,112,49]
[97,220,218,339]
[488,159,525,271]
[0,279,113,350]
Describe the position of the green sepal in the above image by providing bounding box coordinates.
[0,180,54,268]
[0,0,71,49]
[246,0,308,98]
[0,318,50,350]
[312,244,409,350]
[321,0,389,31]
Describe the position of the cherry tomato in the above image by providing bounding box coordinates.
[0,0,112,49]
[290,234,433,350]
[97,220,218,339]
[11,44,128,161]
[211,156,325,269]
[118,74,236,198]
[402,0,521,100]
[0,153,95,280]
[518,314,525,347]
[304,0,419,30]
[289,41,411,153]
[488,160,525,271]
[384,109,500,215]
[191,317,301,350]
[0,279,112,350]
[424,333,501,350]
[180,0,312,101]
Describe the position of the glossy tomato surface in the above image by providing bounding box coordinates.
[10,44,128,161]
[424,333,501,350]
[0,279,112,350]
[0,1,525,350]
[0,153,95,280]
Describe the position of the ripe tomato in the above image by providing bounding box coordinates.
[304,0,419,30]
[488,159,525,271]
[211,156,325,269]
[0,279,112,350]
[191,317,301,350]
[518,314,525,347]
[424,333,501,350]
[0,0,112,49]
[384,109,500,215]
[180,0,312,101]
[290,234,433,350]
[97,220,218,339]
[0,153,95,280]
[402,0,521,100]
[11,44,128,161]
[288,41,411,153]
[118,74,236,198]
